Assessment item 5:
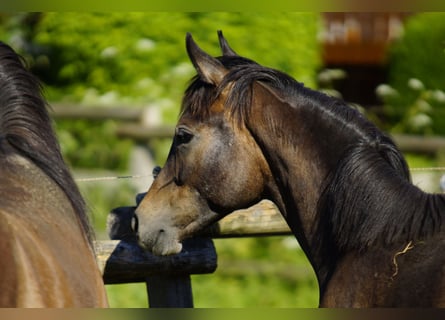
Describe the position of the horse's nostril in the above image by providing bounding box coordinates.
[159,229,165,233]
[131,214,139,233]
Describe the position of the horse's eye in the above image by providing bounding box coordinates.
[175,127,194,145]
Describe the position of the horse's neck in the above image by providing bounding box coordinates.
[247,91,338,261]
[0,154,76,224]
[248,87,445,294]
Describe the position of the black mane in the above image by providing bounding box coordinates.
[0,42,93,245]
[317,143,443,250]
[182,52,445,255]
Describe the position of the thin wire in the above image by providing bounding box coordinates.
[74,167,445,183]
[75,174,154,182]
[410,167,445,172]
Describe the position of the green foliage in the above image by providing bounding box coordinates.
[376,79,445,135]
[0,14,9,40]
[382,13,445,135]
[2,13,321,169]
[25,12,321,107]
[55,119,133,170]
[78,178,138,237]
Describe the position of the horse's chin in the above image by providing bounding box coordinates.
[151,239,183,256]
[137,228,183,256]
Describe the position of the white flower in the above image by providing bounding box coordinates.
[432,90,445,103]
[100,46,118,59]
[410,113,432,129]
[375,84,398,98]
[318,68,346,83]
[408,78,425,91]
[99,91,119,105]
[171,62,194,77]
[136,77,155,89]
[135,38,156,52]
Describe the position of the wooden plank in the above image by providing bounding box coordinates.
[49,102,445,155]
[107,200,291,242]
[392,134,445,155]
[96,237,217,284]
[51,104,144,121]
[115,123,175,140]
[204,200,291,238]
[101,201,290,307]
[323,42,388,65]
[113,123,445,155]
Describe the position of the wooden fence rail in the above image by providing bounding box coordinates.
[51,104,145,121]
[51,103,445,155]
[96,237,217,307]
[99,200,289,307]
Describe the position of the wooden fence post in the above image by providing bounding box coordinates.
[146,275,194,307]
[100,205,217,308]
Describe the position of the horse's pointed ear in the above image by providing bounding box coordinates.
[186,32,227,86]
[217,30,238,57]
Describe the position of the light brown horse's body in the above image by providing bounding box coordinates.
[0,42,108,307]
[134,32,445,307]
[0,154,108,307]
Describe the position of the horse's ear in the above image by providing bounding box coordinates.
[186,33,228,86]
[217,30,238,57]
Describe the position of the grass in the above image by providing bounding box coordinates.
[191,237,319,308]
[106,283,149,308]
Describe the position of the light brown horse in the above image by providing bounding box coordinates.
[0,42,108,307]
[135,31,445,307]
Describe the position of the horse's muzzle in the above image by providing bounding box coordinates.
[135,218,183,256]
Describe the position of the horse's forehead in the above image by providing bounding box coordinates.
[179,102,227,127]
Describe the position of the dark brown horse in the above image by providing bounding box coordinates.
[0,42,108,307]
[135,31,445,307]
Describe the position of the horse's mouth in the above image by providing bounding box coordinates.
[137,228,183,256]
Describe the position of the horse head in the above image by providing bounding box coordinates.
[134,32,272,255]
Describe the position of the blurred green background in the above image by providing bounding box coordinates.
[1,12,445,307]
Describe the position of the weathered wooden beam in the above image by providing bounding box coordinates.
[102,201,290,307]
[107,200,291,243]
[114,124,445,155]
[95,237,217,285]
[116,123,175,140]
[392,134,445,155]
[102,201,292,307]
[204,200,291,238]
[51,104,144,121]
[50,102,445,155]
